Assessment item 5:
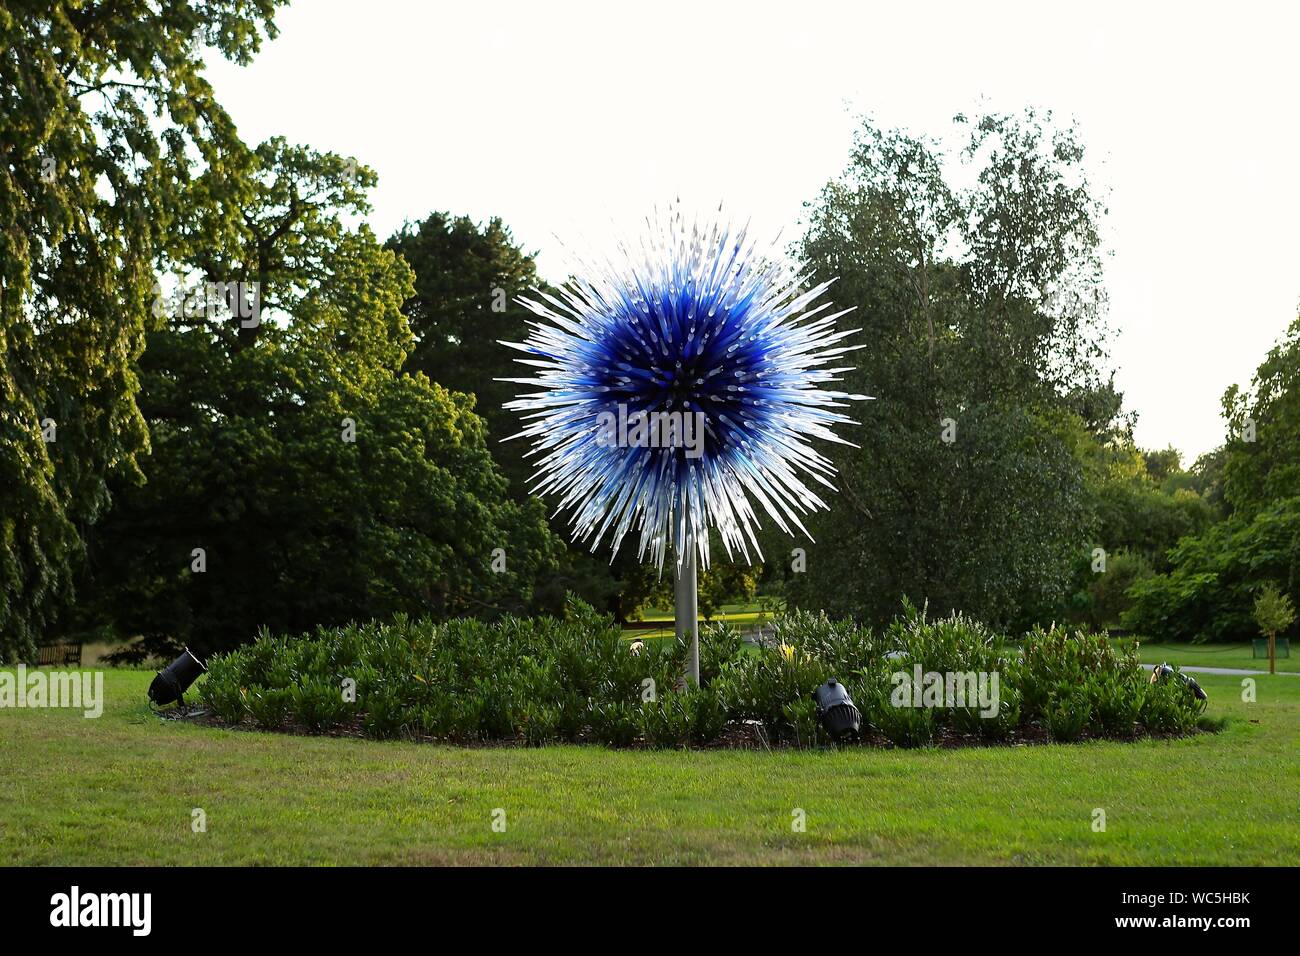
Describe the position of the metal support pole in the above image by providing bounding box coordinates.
[675,545,699,686]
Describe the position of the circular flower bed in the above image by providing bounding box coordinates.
[198,599,1211,749]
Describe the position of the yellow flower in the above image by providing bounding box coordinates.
[779,642,796,663]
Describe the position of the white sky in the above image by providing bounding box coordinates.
[205,0,1300,462]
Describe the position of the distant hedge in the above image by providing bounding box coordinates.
[200,599,1208,749]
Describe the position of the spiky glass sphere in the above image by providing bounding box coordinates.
[502,206,867,572]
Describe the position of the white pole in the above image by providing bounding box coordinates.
[675,545,699,686]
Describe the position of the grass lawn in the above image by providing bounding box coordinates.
[1,666,1297,865]
[1130,639,1298,674]
[622,601,775,640]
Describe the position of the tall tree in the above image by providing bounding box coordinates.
[1142,446,1183,485]
[1065,439,1214,628]
[385,214,653,618]
[385,213,543,493]
[1088,442,1213,570]
[81,143,560,659]
[1188,447,1228,514]
[787,110,1115,630]
[0,0,284,661]
[1222,314,1300,514]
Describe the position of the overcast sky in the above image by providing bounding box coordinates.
[205,0,1299,461]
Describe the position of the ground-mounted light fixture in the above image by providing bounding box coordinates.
[814,679,861,741]
[148,647,207,710]
[1150,662,1208,701]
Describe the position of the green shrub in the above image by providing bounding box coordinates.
[245,686,291,730]
[520,704,561,747]
[201,596,1193,750]
[415,697,458,739]
[947,672,1021,740]
[589,701,640,747]
[713,640,829,742]
[852,608,1018,744]
[977,680,1021,741]
[361,684,413,739]
[639,686,728,748]
[640,693,694,748]
[697,622,745,685]
[683,684,729,744]
[781,698,823,748]
[884,605,1006,675]
[866,689,938,748]
[203,682,247,725]
[1020,625,1145,734]
[198,652,249,724]
[768,609,874,674]
[289,678,352,732]
[1044,689,1091,742]
[1091,671,1145,737]
[1141,672,1202,735]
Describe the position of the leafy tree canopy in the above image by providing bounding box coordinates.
[1253,582,1296,638]
[384,212,661,619]
[1222,314,1300,514]
[81,142,560,659]
[384,212,545,493]
[0,0,285,661]
[1124,496,1300,642]
[786,110,1114,630]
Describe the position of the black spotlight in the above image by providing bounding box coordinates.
[148,648,207,708]
[814,679,861,741]
[1150,662,1208,701]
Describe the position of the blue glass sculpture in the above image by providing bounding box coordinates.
[502,205,868,575]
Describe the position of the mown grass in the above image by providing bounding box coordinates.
[622,601,774,640]
[1132,640,1298,673]
[1,667,1296,865]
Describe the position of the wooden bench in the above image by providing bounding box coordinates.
[1252,637,1291,659]
[34,640,83,667]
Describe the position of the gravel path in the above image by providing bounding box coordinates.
[1141,662,1299,677]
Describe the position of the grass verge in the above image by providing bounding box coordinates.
[1132,640,1298,673]
[1,667,1295,865]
